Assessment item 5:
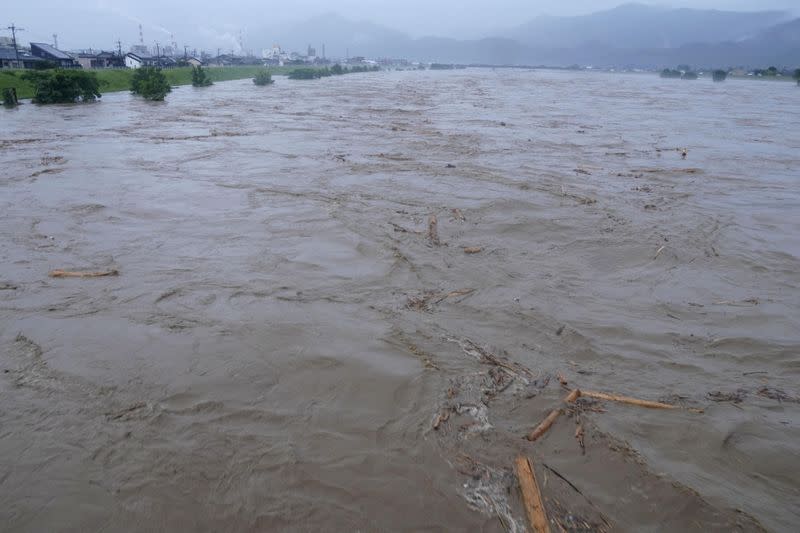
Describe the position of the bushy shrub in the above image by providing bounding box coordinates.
[712,70,728,82]
[21,69,102,103]
[130,67,171,101]
[253,70,274,85]
[681,71,698,80]
[330,63,344,75]
[191,65,213,87]
[660,69,682,79]
[3,87,19,106]
[288,68,321,80]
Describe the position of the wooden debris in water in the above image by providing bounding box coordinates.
[712,298,760,306]
[49,269,119,278]
[463,247,483,254]
[428,214,440,245]
[435,288,475,303]
[574,423,585,455]
[433,409,451,430]
[527,408,563,442]
[407,288,475,311]
[563,389,581,404]
[515,455,551,533]
[451,208,466,221]
[581,390,680,410]
[653,245,666,260]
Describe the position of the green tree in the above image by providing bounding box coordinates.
[130,67,171,101]
[330,63,344,75]
[3,87,19,106]
[288,68,321,80]
[253,70,274,86]
[712,69,728,82]
[191,65,213,87]
[21,69,102,103]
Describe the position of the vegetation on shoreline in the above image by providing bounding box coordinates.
[191,66,213,87]
[0,65,383,100]
[253,70,274,86]
[712,69,728,82]
[287,64,380,80]
[130,67,171,101]
[20,69,102,103]
[3,87,19,106]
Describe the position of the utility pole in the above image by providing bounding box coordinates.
[184,45,188,60]
[52,33,58,49]
[5,24,24,68]
[139,24,144,44]
[155,42,160,64]
[116,40,123,57]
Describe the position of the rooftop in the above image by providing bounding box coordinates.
[30,42,73,60]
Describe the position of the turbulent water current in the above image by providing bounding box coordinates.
[1,69,799,532]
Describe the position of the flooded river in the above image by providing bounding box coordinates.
[1,69,799,532]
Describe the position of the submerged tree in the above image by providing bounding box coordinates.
[2,87,19,107]
[131,67,171,101]
[794,68,800,86]
[712,69,728,82]
[21,69,102,103]
[660,69,681,79]
[681,71,698,80]
[253,70,274,86]
[288,68,321,80]
[191,65,213,87]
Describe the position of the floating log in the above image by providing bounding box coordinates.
[527,408,562,442]
[428,214,440,245]
[563,389,581,403]
[515,455,551,533]
[463,247,482,254]
[49,269,119,278]
[581,390,678,410]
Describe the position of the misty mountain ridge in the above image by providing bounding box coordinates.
[263,3,798,68]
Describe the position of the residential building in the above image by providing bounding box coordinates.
[0,47,45,69]
[75,51,124,69]
[30,42,77,67]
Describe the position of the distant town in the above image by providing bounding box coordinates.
[0,24,422,71]
[1,22,797,80]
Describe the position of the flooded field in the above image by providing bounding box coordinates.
[1,69,799,532]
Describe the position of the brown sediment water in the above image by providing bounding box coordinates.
[1,69,799,532]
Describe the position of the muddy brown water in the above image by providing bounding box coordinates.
[1,70,799,532]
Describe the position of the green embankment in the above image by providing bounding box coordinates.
[0,66,304,100]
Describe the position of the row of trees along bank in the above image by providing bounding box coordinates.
[3,64,381,106]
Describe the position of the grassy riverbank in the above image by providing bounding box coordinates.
[0,66,313,100]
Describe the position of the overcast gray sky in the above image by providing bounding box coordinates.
[4,1,798,52]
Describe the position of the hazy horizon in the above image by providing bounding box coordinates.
[3,1,798,53]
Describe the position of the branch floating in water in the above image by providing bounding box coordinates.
[515,455,551,533]
[428,214,440,245]
[527,408,562,442]
[49,269,119,278]
[581,390,683,410]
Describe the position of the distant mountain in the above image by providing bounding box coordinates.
[259,13,409,59]
[252,6,799,69]
[507,3,789,50]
